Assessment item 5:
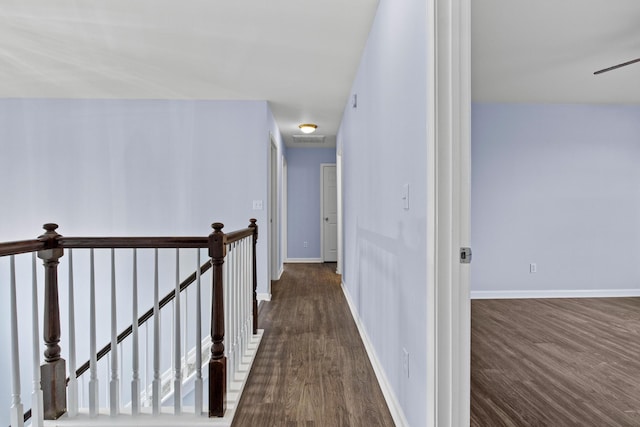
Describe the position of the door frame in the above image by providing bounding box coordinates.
[426,0,471,426]
[320,163,337,263]
[336,150,343,274]
[281,155,288,276]
[269,136,279,282]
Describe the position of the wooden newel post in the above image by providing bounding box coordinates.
[248,218,258,334]
[208,222,226,417]
[37,223,67,420]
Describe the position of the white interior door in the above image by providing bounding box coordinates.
[322,164,337,262]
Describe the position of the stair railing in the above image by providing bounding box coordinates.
[0,219,259,426]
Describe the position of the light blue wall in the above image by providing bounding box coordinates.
[338,0,429,424]
[472,103,640,294]
[0,98,283,424]
[286,147,336,260]
[268,107,287,280]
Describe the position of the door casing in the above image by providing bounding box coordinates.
[320,163,338,263]
[426,0,471,426]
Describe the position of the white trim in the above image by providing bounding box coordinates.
[455,2,472,427]
[278,265,284,280]
[257,292,272,302]
[336,151,343,275]
[427,0,471,425]
[471,289,640,300]
[320,163,337,263]
[269,137,279,282]
[341,281,409,427]
[282,156,288,267]
[425,0,437,422]
[284,258,323,264]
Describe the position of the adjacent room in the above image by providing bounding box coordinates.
[471,1,640,424]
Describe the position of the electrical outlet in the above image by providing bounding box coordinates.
[252,200,263,210]
[530,263,537,273]
[402,348,409,378]
[303,241,308,248]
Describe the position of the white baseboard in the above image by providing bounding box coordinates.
[284,258,323,263]
[471,289,640,300]
[257,292,271,301]
[278,265,284,279]
[341,281,409,427]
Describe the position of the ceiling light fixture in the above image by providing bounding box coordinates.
[298,123,317,134]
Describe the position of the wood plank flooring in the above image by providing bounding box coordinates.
[472,298,640,426]
[232,263,395,427]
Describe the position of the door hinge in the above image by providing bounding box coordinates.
[460,247,472,264]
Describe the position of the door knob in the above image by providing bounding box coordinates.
[325,217,329,221]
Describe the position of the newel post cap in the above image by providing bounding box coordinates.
[38,223,63,258]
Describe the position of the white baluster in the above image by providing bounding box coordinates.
[66,250,77,419]
[235,241,241,373]
[247,238,253,335]
[106,353,111,399]
[241,240,246,359]
[241,238,246,351]
[237,240,243,371]
[89,249,99,418]
[234,243,240,384]
[183,286,188,384]
[244,238,251,343]
[152,248,160,416]
[119,344,124,411]
[144,321,149,407]
[233,240,239,375]
[245,240,250,347]
[223,243,232,386]
[29,253,44,426]
[194,249,203,416]
[9,256,24,427]
[239,239,245,363]
[131,249,140,415]
[110,249,120,416]
[173,248,182,415]
[237,240,244,370]
[81,372,86,408]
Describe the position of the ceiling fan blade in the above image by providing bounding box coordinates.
[594,57,640,75]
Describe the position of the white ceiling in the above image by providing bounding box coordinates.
[0,0,379,147]
[3,0,638,147]
[472,0,640,104]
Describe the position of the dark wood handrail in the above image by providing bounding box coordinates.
[72,259,213,380]
[224,227,253,244]
[1,232,255,256]
[59,236,209,249]
[0,239,45,257]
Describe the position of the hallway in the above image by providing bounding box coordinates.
[232,263,394,426]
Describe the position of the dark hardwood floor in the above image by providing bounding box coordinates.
[472,297,640,426]
[232,263,395,427]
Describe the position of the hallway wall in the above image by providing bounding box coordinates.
[286,147,336,261]
[472,103,640,297]
[338,0,429,424]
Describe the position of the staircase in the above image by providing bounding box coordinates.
[0,220,263,427]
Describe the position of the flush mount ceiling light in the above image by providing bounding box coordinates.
[298,123,318,134]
